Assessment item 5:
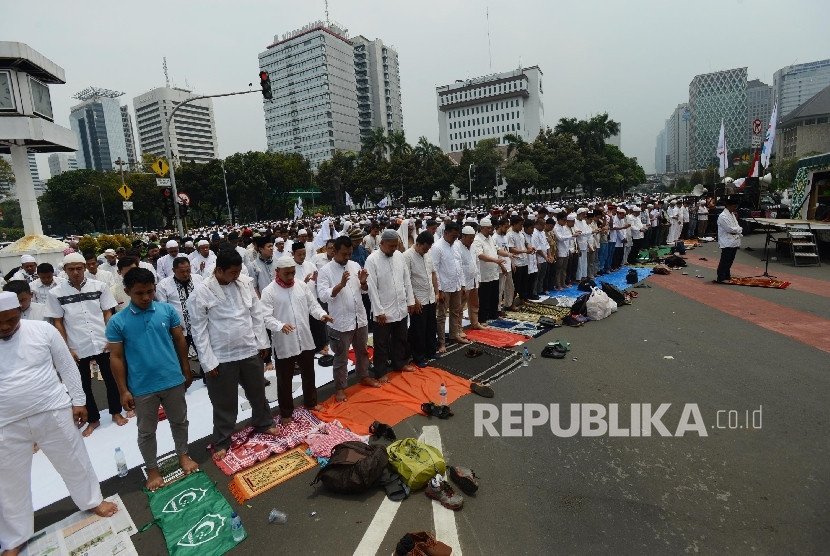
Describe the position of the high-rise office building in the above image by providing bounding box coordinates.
[436,66,545,154]
[48,153,78,177]
[69,87,129,171]
[654,128,667,174]
[133,86,219,164]
[259,21,362,169]
[121,105,138,166]
[352,36,403,142]
[773,59,830,119]
[689,67,748,169]
[665,103,690,174]
[747,78,773,145]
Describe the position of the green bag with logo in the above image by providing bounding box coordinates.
[141,470,241,556]
[386,438,446,490]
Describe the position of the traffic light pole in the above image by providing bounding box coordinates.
[162,89,259,237]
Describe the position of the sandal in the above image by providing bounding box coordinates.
[471,382,495,398]
[379,471,410,501]
[369,420,396,440]
[629,291,638,298]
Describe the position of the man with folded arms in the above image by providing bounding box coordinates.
[432,222,466,351]
[0,292,117,555]
[403,231,439,368]
[365,230,417,380]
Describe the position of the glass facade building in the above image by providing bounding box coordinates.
[689,68,748,169]
[69,95,128,171]
[773,59,830,120]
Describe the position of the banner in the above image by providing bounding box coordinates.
[377,196,389,208]
[760,101,778,168]
[345,191,353,208]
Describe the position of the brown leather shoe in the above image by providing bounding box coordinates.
[409,531,452,556]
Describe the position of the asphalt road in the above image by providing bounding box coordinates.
[34,233,830,555]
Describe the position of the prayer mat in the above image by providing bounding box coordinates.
[314,367,471,435]
[714,277,791,289]
[228,447,317,504]
[519,304,572,319]
[306,420,370,458]
[540,296,574,308]
[486,319,548,338]
[213,408,322,476]
[348,346,374,363]
[502,310,541,323]
[144,470,240,556]
[430,341,523,384]
[464,327,528,347]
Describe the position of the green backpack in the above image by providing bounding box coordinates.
[386,438,446,490]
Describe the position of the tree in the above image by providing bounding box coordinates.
[361,127,390,161]
[690,170,704,186]
[456,139,504,204]
[502,160,540,200]
[0,157,14,195]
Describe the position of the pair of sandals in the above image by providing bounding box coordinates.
[379,470,410,501]
[369,420,396,441]
[541,340,570,359]
[421,402,454,419]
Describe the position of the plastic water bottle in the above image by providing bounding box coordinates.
[522,346,531,367]
[268,508,287,524]
[231,512,246,541]
[439,382,448,407]
[114,447,128,477]
[90,360,100,379]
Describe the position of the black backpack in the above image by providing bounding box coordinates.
[310,441,389,494]
[626,269,639,284]
[571,293,590,316]
[664,254,687,267]
[600,282,628,305]
[577,278,597,292]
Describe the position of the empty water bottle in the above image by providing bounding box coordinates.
[268,508,287,524]
[231,512,246,541]
[90,360,100,380]
[522,346,531,367]
[114,447,128,477]
[439,382,448,407]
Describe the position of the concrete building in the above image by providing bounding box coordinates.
[773,59,830,119]
[689,67,748,169]
[259,21,362,169]
[47,153,77,177]
[666,103,690,174]
[120,105,138,166]
[654,127,667,174]
[747,78,773,145]
[352,36,403,142]
[133,86,219,164]
[436,66,544,154]
[777,84,830,160]
[69,87,129,171]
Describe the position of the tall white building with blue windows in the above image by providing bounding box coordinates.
[68,87,129,171]
[436,66,544,154]
[773,59,830,119]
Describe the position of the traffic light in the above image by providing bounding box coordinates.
[161,187,175,217]
[259,71,273,100]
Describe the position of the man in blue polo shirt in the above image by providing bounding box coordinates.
[106,268,197,491]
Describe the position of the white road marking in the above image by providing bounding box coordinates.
[353,496,403,556]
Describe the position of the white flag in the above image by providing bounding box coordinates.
[293,202,303,221]
[377,196,389,208]
[716,119,728,178]
[760,101,778,168]
[345,191,353,207]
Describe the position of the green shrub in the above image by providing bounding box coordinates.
[0,227,25,241]
[78,235,98,254]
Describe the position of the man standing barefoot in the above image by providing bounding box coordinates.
[0,292,117,555]
[107,269,198,491]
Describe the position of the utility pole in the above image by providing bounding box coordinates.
[114,157,132,235]
[220,159,232,224]
[468,163,475,207]
[93,182,109,234]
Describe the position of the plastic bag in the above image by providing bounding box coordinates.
[585,287,617,321]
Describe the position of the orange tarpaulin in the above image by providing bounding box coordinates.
[313,367,471,435]
[463,327,527,348]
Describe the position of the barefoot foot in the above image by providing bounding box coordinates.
[112,413,128,426]
[437,344,447,354]
[263,426,281,436]
[308,404,324,412]
[377,376,390,384]
[126,410,135,419]
[178,454,199,475]
[280,416,293,426]
[91,500,118,517]
[359,377,381,388]
[82,421,100,437]
[145,468,165,491]
[212,448,227,461]
[0,543,25,556]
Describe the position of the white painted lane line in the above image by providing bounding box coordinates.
[353,496,402,556]
[422,425,463,556]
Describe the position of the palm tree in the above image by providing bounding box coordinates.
[413,136,442,169]
[585,113,620,152]
[388,130,411,159]
[503,133,527,158]
[361,127,390,161]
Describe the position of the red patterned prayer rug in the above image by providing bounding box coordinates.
[713,277,791,289]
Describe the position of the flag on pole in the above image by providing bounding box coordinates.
[716,119,728,178]
[747,149,760,178]
[345,191,353,208]
[377,196,389,208]
[293,197,303,220]
[760,101,778,168]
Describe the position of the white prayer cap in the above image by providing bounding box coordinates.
[297,229,308,235]
[669,199,677,204]
[462,226,476,235]
[184,241,194,248]
[165,240,179,248]
[576,208,588,215]
[631,206,641,212]
[479,218,492,227]
[647,204,654,208]
[0,291,20,312]
[197,239,210,246]
[699,200,706,204]
[566,214,576,221]
[275,257,296,268]
[63,252,86,265]
[275,237,285,243]
[20,255,36,264]
[103,249,116,255]
[618,209,627,214]
[381,229,399,241]
[510,211,518,216]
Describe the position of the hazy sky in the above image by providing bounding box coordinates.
[4,0,829,177]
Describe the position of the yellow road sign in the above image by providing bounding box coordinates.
[118,183,133,200]
[151,159,170,177]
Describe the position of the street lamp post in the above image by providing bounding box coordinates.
[93,182,109,233]
[220,159,232,224]
[468,163,475,207]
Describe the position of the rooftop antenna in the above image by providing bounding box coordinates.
[163,57,170,88]
[486,6,492,71]
[325,0,330,25]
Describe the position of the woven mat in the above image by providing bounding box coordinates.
[487,319,549,338]
[715,277,791,289]
[430,341,523,384]
[464,327,528,347]
[228,446,317,503]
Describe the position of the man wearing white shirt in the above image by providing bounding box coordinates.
[317,236,380,402]
[553,213,574,290]
[431,222,466,351]
[30,263,63,304]
[156,240,180,281]
[403,232,439,367]
[100,249,118,276]
[188,240,216,279]
[292,241,328,353]
[0,293,118,554]
[531,218,552,295]
[186,249,277,460]
[610,207,630,271]
[261,258,333,425]
[507,216,533,304]
[249,236,276,297]
[365,230,417,380]
[3,280,46,321]
[45,253,126,436]
[667,200,682,244]
[696,200,709,238]
[83,251,116,289]
[312,239,336,271]
[494,218,517,311]
[456,226,480,331]
[473,218,508,324]
[716,198,743,283]
[10,255,37,283]
[574,209,591,282]
[627,206,647,265]
[155,256,203,363]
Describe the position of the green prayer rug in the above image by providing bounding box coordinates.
[142,470,242,556]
